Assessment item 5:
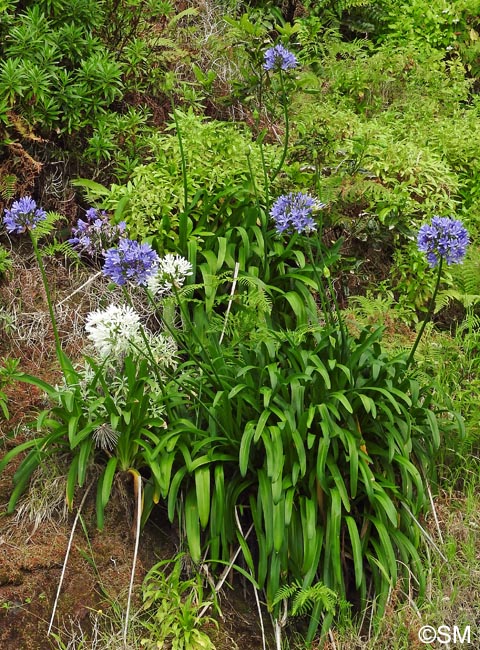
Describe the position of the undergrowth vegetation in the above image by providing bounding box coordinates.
[1,0,479,649]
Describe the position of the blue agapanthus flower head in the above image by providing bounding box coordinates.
[3,196,47,234]
[103,238,159,286]
[264,44,298,71]
[270,192,323,234]
[417,216,469,267]
[69,207,126,257]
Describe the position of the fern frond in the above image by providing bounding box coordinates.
[451,252,480,295]
[167,7,198,30]
[0,174,17,201]
[436,251,480,311]
[41,241,80,261]
[31,211,65,241]
[457,311,480,335]
[291,583,337,616]
[272,581,337,617]
[272,581,301,607]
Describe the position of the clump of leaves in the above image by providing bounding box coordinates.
[140,553,217,650]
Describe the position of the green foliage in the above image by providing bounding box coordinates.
[156,317,461,641]
[273,580,338,617]
[1,5,477,646]
[140,553,217,650]
[0,2,124,134]
[286,29,479,302]
[436,247,480,311]
[84,106,153,181]
[379,0,479,66]
[0,245,12,278]
[0,357,19,420]
[0,348,175,530]
[104,110,279,244]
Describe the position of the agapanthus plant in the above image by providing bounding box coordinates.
[408,215,470,366]
[3,196,47,234]
[2,196,65,365]
[270,192,323,234]
[264,44,298,71]
[147,254,193,296]
[262,46,300,185]
[69,207,126,258]
[85,303,178,369]
[103,238,159,286]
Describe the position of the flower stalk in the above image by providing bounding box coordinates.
[406,258,443,368]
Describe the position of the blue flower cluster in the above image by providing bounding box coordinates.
[3,196,47,234]
[417,216,469,267]
[263,44,298,72]
[270,192,322,234]
[69,207,126,257]
[103,238,159,286]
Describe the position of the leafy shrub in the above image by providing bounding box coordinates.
[378,0,479,65]
[104,110,279,244]
[0,3,124,134]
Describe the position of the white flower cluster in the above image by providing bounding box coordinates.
[142,332,178,370]
[85,304,178,370]
[85,304,141,358]
[147,254,193,296]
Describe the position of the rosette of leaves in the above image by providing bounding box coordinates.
[0,353,177,530]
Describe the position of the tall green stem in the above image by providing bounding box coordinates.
[406,258,443,368]
[30,233,62,361]
[172,104,189,255]
[270,70,290,185]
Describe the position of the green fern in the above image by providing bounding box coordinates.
[273,580,338,617]
[0,175,17,201]
[30,211,65,241]
[41,240,80,261]
[28,211,79,260]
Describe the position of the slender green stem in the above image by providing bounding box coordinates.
[120,286,175,422]
[305,238,334,331]
[29,233,62,360]
[172,104,189,255]
[258,134,270,212]
[169,283,223,386]
[270,71,290,185]
[406,258,443,368]
[144,289,231,438]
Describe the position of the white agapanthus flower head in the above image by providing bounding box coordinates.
[147,254,193,296]
[85,304,141,358]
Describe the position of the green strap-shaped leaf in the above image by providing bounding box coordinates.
[167,466,188,522]
[327,460,351,512]
[323,488,342,588]
[185,489,201,563]
[195,465,211,529]
[345,515,364,589]
[77,437,93,488]
[425,409,440,450]
[101,457,118,508]
[66,455,80,510]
